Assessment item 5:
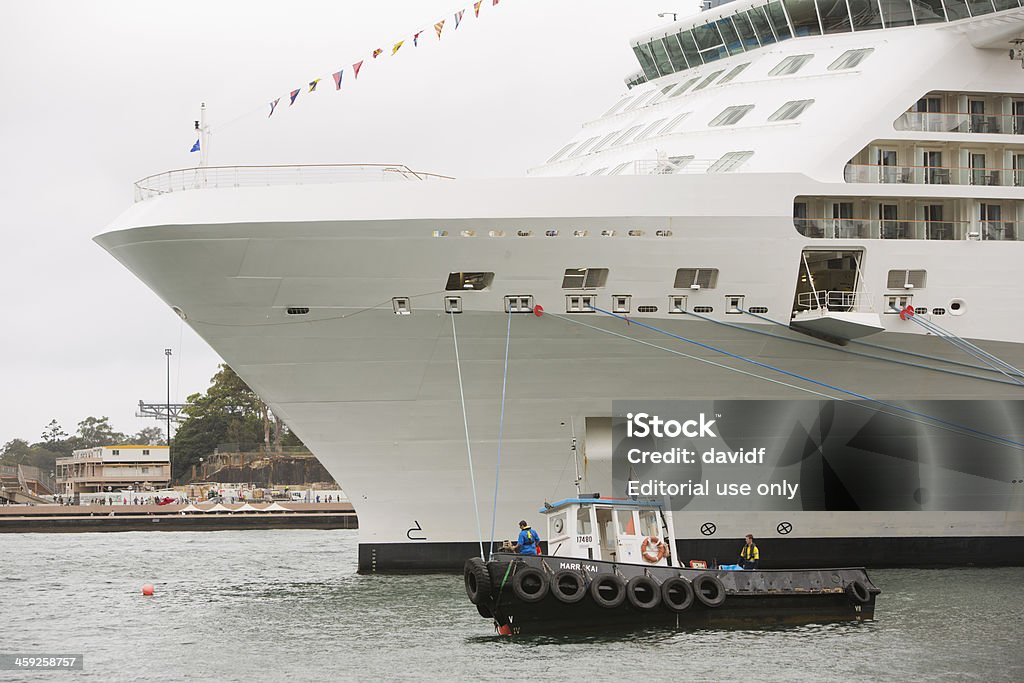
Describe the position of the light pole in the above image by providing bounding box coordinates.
[164,348,173,453]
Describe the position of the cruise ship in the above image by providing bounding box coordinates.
[98,0,1024,572]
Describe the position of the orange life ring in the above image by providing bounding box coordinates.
[641,535,667,563]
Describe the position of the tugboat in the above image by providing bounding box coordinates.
[465,496,880,635]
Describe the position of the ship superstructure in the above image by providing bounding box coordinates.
[99,1,1024,571]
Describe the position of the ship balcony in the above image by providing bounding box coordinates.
[133,164,454,202]
[894,112,1024,136]
[844,163,1024,187]
[794,217,1019,241]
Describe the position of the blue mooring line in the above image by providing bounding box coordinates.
[585,305,1024,451]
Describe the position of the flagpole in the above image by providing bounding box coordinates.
[199,102,209,168]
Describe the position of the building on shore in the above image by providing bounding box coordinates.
[56,445,170,495]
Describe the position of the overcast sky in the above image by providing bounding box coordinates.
[0,0,698,446]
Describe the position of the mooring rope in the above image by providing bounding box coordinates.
[451,312,485,561]
[488,310,513,559]
[544,306,1024,452]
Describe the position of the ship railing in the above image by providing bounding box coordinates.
[794,217,987,241]
[634,158,714,175]
[797,290,872,314]
[895,111,1024,135]
[133,164,455,202]
[844,163,1024,187]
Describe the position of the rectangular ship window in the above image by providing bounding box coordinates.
[566,295,596,313]
[562,268,609,289]
[674,268,719,289]
[887,269,927,289]
[504,295,535,313]
[445,272,494,291]
[669,296,688,313]
[613,295,631,313]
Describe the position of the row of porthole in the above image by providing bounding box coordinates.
[284,298,771,316]
[432,229,673,238]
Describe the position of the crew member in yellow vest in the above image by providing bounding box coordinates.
[739,533,759,569]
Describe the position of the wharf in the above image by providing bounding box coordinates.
[0,502,357,533]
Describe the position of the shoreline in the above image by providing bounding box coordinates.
[0,502,357,533]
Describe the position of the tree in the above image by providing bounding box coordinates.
[170,364,306,482]
[75,416,127,448]
[1,439,62,473]
[130,427,166,446]
[41,419,68,446]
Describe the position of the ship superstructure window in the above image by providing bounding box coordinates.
[674,268,719,289]
[708,151,754,173]
[650,83,682,105]
[613,125,644,146]
[592,131,622,154]
[661,112,692,134]
[887,269,927,289]
[625,91,659,111]
[636,119,669,141]
[568,137,601,158]
[548,143,576,163]
[769,54,813,76]
[693,70,725,91]
[828,48,874,71]
[709,105,755,127]
[718,63,750,84]
[769,99,814,121]
[445,272,494,291]
[784,0,822,37]
[603,97,634,117]
[562,268,609,289]
[668,77,701,98]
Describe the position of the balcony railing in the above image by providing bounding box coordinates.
[844,163,1024,187]
[895,111,1024,135]
[794,217,1019,241]
[133,164,455,202]
[796,290,871,313]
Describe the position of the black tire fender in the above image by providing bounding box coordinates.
[589,573,627,609]
[511,566,549,603]
[464,558,491,605]
[550,570,587,604]
[847,579,871,604]
[661,576,695,612]
[625,575,662,610]
[693,573,727,608]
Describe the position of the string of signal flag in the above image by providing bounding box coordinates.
[269,0,504,118]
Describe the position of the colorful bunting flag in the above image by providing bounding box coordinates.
[413,30,423,47]
[392,40,404,55]
[434,20,445,39]
[289,89,300,105]
[308,78,320,93]
[492,0,500,5]
[332,70,344,90]
[474,2,482,17]
[353,60,364,78]
[268,98,280,117]
[372,48,383,59]
[454,10,464,29]
[190,139,200,153]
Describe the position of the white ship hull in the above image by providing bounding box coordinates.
[98,4,1024,569]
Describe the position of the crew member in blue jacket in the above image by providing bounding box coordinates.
[516,520,541,555]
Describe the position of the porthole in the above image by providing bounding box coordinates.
[460,230,476,237]
[517,230,533,237]
[574,230,589,237]
[601,230,616,237]
[171,306,187,320]
[932,307,946,316]
[949,299,966,316]
[656,230,673,238]
[693,306,714,313]
[432,230,448,237]
[637,305,658,313]
[545,230,559,237]
[914,307,928,315]
[748,306,768,314]
[286,307,310,315]
[628,229,645,237]
[488,230,506,238]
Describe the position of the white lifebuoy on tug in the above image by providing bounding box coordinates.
[641,535,667,563]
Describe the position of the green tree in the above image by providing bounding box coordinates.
[130,426,166,446]
[75,416,127,448]
[1,439,62,473]
[41,419,68,445]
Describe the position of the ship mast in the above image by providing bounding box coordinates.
[194,102,210,168]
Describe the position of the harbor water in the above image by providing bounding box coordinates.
[1,529,1022,681]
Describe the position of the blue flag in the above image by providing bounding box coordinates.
[190,139,200,153]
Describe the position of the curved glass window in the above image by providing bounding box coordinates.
[663,35,690,71]
[828,48,874,70]
[719,62,751,84]
[784,0,823,36]
[668,77,702,98]
[911,0,948,23]
[650,39,674,76]
[818,0,853,33]
[694,70,726,91]
[678,31,704,67]
[732,12,761,49]
[993,0,1019,10]
[747,6,778,44]
[881,0,916,27]
[716,17,745,56]
[965,0,997,16]
[847,0,884,29]
[942,0,971,19]
[766,2,794,39]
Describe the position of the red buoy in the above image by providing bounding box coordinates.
[533,304,544,317]
[142,584,155,596]
[496,624,512,636]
